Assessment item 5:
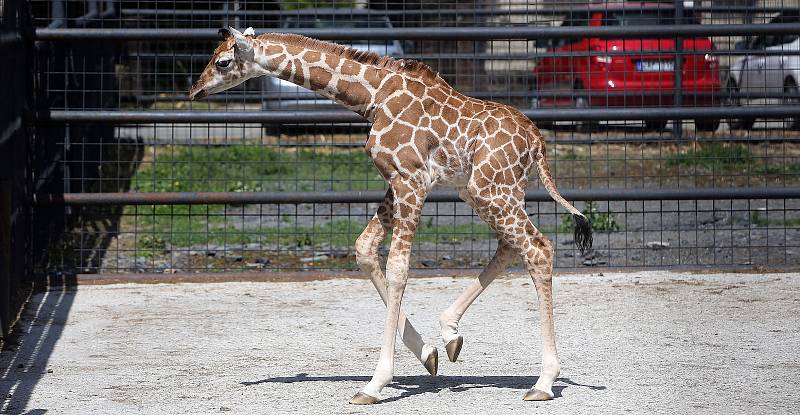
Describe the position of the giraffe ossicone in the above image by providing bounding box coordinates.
[191,28,593,404]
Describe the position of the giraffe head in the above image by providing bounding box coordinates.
[189,27,261,100]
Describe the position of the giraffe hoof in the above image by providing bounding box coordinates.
[423,347,439,376]
[445,335,463,362]
[522,388,554,401]
[349,391,380,405]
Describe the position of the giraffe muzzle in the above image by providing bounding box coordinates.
[189,85,208,101]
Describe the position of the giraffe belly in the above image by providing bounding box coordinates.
[427,157,468,189]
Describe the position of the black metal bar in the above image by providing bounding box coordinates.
[127,48,800,60]
[133,91,800,103]
[33,187,800,206]
[118,6,800,17]
[672,0,684,139]
[33,23,800,41]
[44,106,800,124]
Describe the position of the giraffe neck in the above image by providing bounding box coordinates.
[251,36,384,119]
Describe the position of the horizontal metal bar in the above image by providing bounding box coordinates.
[33,23,800,41]
[128,48,800,60]
[134,90,798,104]
[32,187,800,206]
[118,6,800,18]
[44,106,800,124]
[0,33,22,47]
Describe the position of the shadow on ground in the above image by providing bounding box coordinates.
[0,284,76,414]
[241,373,605,403]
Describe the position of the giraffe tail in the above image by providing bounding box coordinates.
[533,150,593,255]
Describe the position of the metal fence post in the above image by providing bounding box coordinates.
[673,0,684,139]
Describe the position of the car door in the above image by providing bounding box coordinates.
[740,35,768,95]
[764,16,800,93]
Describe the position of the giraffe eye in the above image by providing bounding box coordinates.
[216,58,232,69]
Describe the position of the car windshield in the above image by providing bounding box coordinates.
[283,17,392,29]
[282,16,393,45]
[604,10,700,26]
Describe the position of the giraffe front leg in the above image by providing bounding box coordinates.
[356,209,438,376]
[351,181,426,405]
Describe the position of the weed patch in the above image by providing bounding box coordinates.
[559,201,621,233]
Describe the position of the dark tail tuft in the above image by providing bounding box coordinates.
[573,214,593,255]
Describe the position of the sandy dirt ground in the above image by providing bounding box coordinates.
[1,271,799,414]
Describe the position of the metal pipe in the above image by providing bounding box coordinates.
[672,0,684,139]
[134,90,798,104]
[74,1,100,28]
[33,23,800,41]
[32,187,800,206]
[48,0,66,29]
[44,106,800,124]
[101,0,118,19]
[117,6,800,17]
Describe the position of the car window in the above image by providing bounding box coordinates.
[283,17,392,29]
[750,35,767,50]
[283,16,393,46]
[554,12,589,48]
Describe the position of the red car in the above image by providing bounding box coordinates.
[532,3,722,131]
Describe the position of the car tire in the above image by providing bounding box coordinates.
[694,118,720,132]
[725,78,755,130]
[784,78,800,130]
[645,120,668,131]
[530,79,553,130]
[573,83,597,133]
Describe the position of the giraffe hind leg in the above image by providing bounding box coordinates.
[467,188,560,401]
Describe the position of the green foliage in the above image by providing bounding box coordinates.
[559,201,620,233]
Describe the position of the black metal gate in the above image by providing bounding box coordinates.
[14,1,800,281]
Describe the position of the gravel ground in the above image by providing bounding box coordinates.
[2,271,799,414]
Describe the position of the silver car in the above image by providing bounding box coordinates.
[727,11,800,129]
[261,11,404,112]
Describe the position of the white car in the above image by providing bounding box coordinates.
[727,11,800,130]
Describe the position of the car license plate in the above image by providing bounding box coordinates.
[636,60,674,72]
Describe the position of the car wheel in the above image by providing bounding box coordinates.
[645,120,668,131]
[530,96,553,131]
[783,78,800,130]
[725,78,754,130]
[694,118,720,132]
[573,83,597,133]
[530,80,553,130]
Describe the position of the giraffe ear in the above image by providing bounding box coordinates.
[229,26,254,58]
[243,27,255,37]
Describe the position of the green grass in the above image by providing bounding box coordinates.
[750,211,800,227]
[667,143,754,170]
[131,146,385,193]
[557,150,590,161]
[129,210,505,258]
[666,143,800,177]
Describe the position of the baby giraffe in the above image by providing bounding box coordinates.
[190,27,592,404]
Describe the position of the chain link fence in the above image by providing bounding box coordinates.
[19,0,800,278]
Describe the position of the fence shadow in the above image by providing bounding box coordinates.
[0,281,76,414]
[241,372,606,403]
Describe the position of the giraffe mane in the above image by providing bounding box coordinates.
[257,33,441,83]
